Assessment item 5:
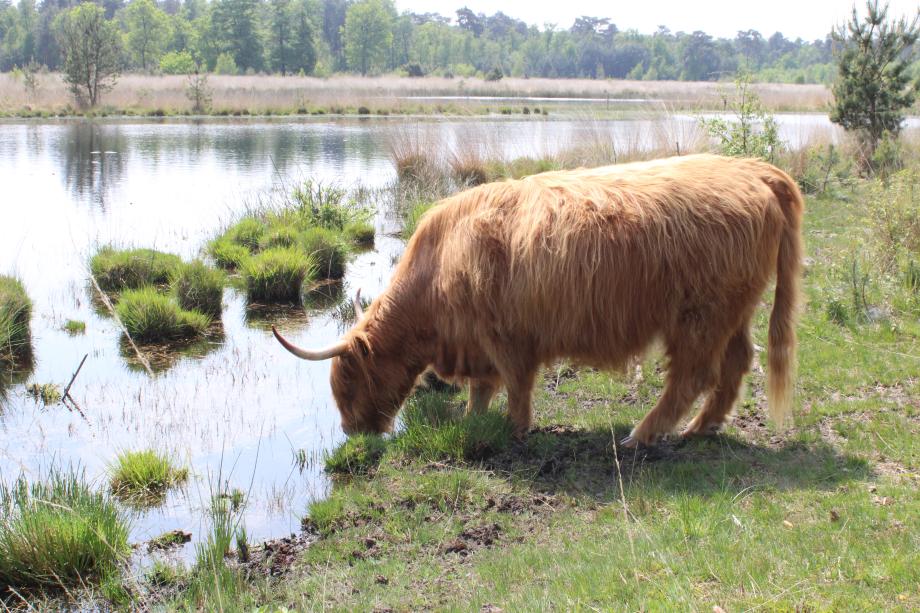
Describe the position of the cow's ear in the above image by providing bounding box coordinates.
[355,336,371,358]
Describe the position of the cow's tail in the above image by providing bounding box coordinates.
[763,167,804,427]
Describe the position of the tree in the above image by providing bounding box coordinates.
[123,0,169,71]
[55,2,121,107]
[212,0,264,72]
[290,0,316,74]
[268,0,292,74]
[343,0,393,75]
[830,1,920,170]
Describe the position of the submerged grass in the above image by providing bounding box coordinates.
[0,469,130,593]
[108,449,188,505]
[0,275,32,364]
[90,247,182,292]
[115,287,211,342]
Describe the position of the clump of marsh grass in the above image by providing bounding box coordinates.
[115,288,211,342]
[90,247,182,292]
[402,201,436,239]
[63,319,86,334]
[299,227,348,280]
[26,382,61,405]
[208,237,250,270]
[171,260,224,316]
[242,247,316,302]
[387,124,442,184]
[108,449,189,505]
[0,468,130,592]
[0,275,32,364]
[343,220,375,247]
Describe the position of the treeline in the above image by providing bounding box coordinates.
[0,0,838,82]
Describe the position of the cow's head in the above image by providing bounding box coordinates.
[272,291,424,435]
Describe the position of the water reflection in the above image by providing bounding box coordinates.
[60,122,128,210]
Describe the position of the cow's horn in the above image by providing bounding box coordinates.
[272,326,348,360]
[353,288,364,320]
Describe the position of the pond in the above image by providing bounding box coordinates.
[0,112,910,562]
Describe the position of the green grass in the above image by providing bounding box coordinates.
[0,275,31,363]
[0,469,130,592]
[323,434,388,476]
[402,201,435,238]
[171,260,224,316]
[208,236,251,270]
[242,247,316,302]
[344,221,375,246]
[108,449,188,505]
[26,382,62,405]
[89,247,182,292]
[115,287,211,342]
[63,319,86,334]
[299,227,348,280]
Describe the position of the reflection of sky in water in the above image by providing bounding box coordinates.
[0,114,906,556]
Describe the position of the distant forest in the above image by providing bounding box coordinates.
[0,0,847,82]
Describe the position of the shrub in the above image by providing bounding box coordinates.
[108,449,188,504]
[160,50,197,75]
[0,469,130,590]
[90,247,182,292]
[214,52,238,75]
[299,227,348,280]
[0,276,32,363]
[484,66,503,81]
[172,260,224,316]
[208,237,250,270]
[115,287,211,342]
[867,168,920,270]
[242,247,316,302]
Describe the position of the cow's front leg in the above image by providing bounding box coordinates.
[467,378,498,415]
[503,367,536,438]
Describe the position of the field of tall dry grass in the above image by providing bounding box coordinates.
[0,73,832,116]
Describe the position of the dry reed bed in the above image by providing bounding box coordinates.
[0,73,833,115]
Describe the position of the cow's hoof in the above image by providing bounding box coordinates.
[681,421,724,438]
[512,427,530,441]
[620,435,647,449]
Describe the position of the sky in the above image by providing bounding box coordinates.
[395,0,920,41]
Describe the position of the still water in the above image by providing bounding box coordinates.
[0,112,888,559]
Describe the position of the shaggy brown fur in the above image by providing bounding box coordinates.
[278,154,804,444]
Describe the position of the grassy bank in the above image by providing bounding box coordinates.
[0,276,31,366]
[0,73,834,118]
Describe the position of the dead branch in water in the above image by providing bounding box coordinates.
[89,274,154,375]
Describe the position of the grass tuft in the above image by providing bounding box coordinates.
[324,434,388,476]
[171,260,224,316]
[0,275,32,364]
[26,382,61,405]
[343,221,375,246]
[402,201,435,239]
[242,247,316,302]
[90,247,182,292]
[208,237,251,270]
[63,319,86,334]
[115,288,211,342]
[0,468,130,591]
[108,449,188,505]
[299,227,348,280]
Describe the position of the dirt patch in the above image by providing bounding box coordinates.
[441,523,502,556]
[241,528,319,578]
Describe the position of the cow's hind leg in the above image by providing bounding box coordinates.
[682,323,754,437]
[466,378,499,415]
[623,340,725,447]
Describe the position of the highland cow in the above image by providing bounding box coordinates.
[273,154,803,446]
